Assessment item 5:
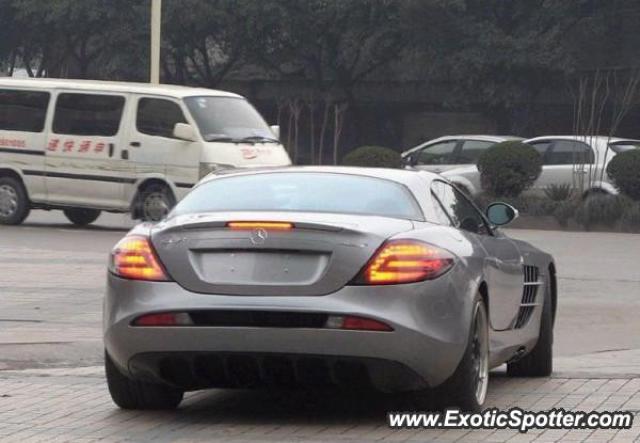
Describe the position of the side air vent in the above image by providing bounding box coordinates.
[514,265,541,329]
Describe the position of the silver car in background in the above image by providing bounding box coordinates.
[401,135,524,175]
[442,135,640,196]
[104,167,557,412]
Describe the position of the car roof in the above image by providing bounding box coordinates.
[200,165,439,187]
[402,134,523,155]
[525,135,640,144]
[0,78,242,99]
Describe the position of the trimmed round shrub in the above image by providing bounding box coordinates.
[607,149,640,200]
[575,194,625,229]
[621,202,640,232]
[477,141,543,197]
[342,146,401,168]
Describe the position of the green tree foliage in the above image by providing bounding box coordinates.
[477,141,542,197]
[342,146,401,168]
[3,0,147,79]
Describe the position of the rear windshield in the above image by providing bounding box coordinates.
[610,141,640,154]
[172,172,424,220]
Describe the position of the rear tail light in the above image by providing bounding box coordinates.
[353,240,454,285]
[109,235,170,281]
[227,221,293,230]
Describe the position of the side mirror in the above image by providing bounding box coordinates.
[486,202,519,226]
[173,123,198,142]
[269,125,280,140]
[401,154,415,168]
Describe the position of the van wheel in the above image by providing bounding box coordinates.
[63,208,101,226]
[139,184,175,222]
[0,176,30,225]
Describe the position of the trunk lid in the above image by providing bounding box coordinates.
[151,212,414,296]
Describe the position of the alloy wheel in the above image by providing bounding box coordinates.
[0,184,18,218]
[143,191,170,221]
[471,303,490,405]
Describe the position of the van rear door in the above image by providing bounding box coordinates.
[44,91,130,209]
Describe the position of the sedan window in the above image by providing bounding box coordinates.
[458,140,494,164]
[173,172,425,221]
[528,141,552,158]
[546,141,594,165]
[416,141,457,165]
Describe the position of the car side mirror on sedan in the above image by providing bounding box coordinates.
[401,154,416,168]
[486,202,519,226]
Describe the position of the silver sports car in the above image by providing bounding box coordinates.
[104,167,556,412]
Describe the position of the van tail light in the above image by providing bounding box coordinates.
[352,240,454,285]
[109,235,170,281]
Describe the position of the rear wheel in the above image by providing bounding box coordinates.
[435,296,489,412]
[138,184,175,222]
[0,176,30,225]
[63,208,101,226]
[507,278,553,377]
[105,351,183,410]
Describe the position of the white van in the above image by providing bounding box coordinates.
[0,79,291,225]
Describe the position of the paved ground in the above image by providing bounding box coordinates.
[0,210,639,442]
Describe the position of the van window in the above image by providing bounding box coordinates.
[136,98,187,138]
[0,89,50,132]
[53,93,124,136]
[184,96,272,140]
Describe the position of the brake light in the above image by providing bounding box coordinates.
[109,235,170,281]
[227,221,293,230]
[355,240,454,285]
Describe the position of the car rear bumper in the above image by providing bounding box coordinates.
[104,273,476,392]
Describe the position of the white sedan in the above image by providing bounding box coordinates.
[441,135,640,196]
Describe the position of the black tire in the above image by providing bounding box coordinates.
[0,176,30,225]
[105,351,183,410]
[137,183,176,222]
[63,208,101,226]
[507,279,553,377]
[435,296,490,412]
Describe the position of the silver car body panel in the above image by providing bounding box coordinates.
[104,167,555,392]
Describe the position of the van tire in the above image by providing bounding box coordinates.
[0,176,30,225]
[63,208,101,226]
[138,183,175,222]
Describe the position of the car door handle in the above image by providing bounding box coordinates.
[121,150,129,160]
[108,143,115,157]
[130,141,141,147]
